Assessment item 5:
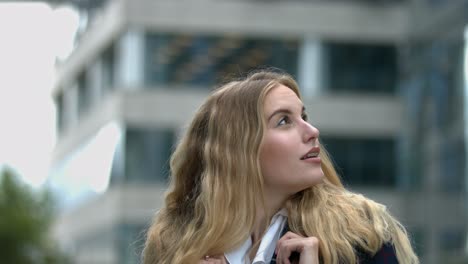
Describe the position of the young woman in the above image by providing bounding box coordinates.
[142,70,419,264]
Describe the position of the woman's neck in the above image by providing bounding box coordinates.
[251,191,287,243]
[248,193,287,261]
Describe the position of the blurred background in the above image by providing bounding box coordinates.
[0,0,467,263]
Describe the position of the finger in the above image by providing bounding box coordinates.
[276,232,304,264]
[275,231,304,255]
[277,238,303,264]
[277,237,320,264]
[280,231,304,240]
[296,237,320,264]
[276,249,290,264]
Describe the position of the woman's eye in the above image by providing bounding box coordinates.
[277,116,290,126]
[302,113,308,121]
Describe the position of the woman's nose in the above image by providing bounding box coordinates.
[303,121,319,143]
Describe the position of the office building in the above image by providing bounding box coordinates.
[50,0,468,263]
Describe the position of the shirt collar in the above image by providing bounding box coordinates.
[225,209,288,264]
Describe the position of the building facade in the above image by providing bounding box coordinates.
[49,0,468,263]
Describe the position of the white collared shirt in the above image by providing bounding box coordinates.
[224,209,288,264]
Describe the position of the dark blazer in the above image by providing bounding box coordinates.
[270,243,398,264]
[357,243,399,264]
[270,225,399,264]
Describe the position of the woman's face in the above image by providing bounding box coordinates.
[259,84,324,198]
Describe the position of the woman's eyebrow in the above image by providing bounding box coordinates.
[268,105,305,122]
[268,108,292,122]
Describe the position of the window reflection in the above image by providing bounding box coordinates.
[439,228,466,253]
[102,43,115,93]
[56,91,64,133]
[325,42,397,94]
[77,71,91,118]
[124,128,175,183]
[439,137,465,192]
[321,137,396,187]
[402,38,466,193]
[117,223,147,264]
[144,33,299,87]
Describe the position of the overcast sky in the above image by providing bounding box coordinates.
[0,2,78,188]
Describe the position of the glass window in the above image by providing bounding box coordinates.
[324,42,397,94]
[439,137,465,192]
[321,137,396,187]
[68,223,147,264]
[74,222,147,264]
[56,91,64,134]
[408,227,426,258]
[75,226,115,250]
[401,39,466,193]
[144,33,299,87]
[439,228,466,252]
[145,33,173,85]
[124,128,175,183]
[438,42,463,132]
[426,0,451,6]
[77,72,91,118]
[102,43,115,93]
[117,223,147,264]
[424,41,464,132]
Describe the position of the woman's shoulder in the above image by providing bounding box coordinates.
[332,191,403,263]
[357,243,399,264]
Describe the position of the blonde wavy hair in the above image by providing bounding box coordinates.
[143,70,419,264]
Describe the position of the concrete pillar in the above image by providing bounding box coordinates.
[298,37,324,98]
[115,29,145,89]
